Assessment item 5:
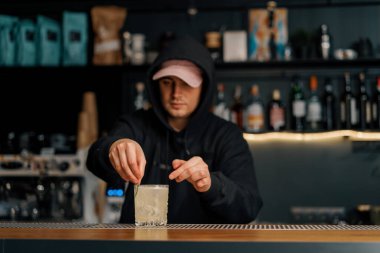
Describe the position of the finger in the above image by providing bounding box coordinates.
[169,157,201,180]
[196,177,210,190]
[125,143,141,180]
[172,159,185,169]
[116,146,139,184]
[109,151,130,182]
[136,145,146,183]
[190,168,208,182]
[174,164,206,183]
[174,167,193,183]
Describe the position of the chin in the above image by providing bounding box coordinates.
[167,109,188,118]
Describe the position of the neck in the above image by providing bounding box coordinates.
[168,117,189,132]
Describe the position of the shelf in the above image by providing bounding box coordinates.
[2,0,380,13]
[216,59,380,70]
[0,169,85,178]
[1,59,380,72]
[243,130,380,142]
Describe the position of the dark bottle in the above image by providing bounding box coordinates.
[290,77,306,131]
[268,89,286,131]
[340,72,357,129]
[372,77,380,129]
[269,33,277,61]
[231,85,244,129]
[322,78,336,130]
[358,72,371,130]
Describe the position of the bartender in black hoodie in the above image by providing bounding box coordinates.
[86,36,262,224]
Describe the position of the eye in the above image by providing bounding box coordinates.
[159,78,173,86]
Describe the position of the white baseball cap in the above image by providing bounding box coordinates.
[152,60,203,88]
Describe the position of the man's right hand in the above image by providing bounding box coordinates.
[108,138,146,184]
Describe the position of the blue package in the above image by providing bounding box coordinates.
[0,15,18,66]
[37,15,61,66]
[63,11,88,66]
[16,19,36,66]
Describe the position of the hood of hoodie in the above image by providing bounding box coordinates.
[146,35,215,133]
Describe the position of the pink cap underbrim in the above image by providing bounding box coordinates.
[152,60,203,88]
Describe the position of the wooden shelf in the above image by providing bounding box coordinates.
[243,130,380,141]
[1,59,379,72]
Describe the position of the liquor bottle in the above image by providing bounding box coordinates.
[268,89,286,131]
[358,72,371,130]
[245,84,265,132]
[213,83,230,121]
[340,72,357,129]
[134,82,150,111]
[322,77,336,130]
[205,31,222,63]
[231,85,244,129]
[290,77,306,131]
[317,24,332,60]
[372,77,380,129]
[306,75,322,131]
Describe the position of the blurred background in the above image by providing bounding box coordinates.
[0,0,380,225]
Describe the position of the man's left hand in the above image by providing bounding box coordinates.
[169,157,211,192]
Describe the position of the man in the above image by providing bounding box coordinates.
[86,35,262,224]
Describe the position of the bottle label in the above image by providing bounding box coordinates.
[373,102,378,122]
[307,101,322,122]
[340,102,346,122]
[214,103,230,121]
[246,104,264,131]
[292,100,306,117]
[270,106,285,130]
[351,99,357,125]
[366,101,371,123]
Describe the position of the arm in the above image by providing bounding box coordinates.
[201,126,263,223]
[169,125,262,223]
[86,114,146,185]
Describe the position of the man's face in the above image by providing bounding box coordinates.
[159,76,202,120]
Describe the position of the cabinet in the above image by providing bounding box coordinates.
[1,0,380,224]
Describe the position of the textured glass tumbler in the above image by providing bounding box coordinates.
[134,185,169,226]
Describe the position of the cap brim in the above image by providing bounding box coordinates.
[153,65,202,88]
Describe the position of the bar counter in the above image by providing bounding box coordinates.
[1,223,380,253]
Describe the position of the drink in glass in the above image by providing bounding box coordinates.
[134,184,169,226]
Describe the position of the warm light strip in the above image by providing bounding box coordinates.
[243,130,380,142]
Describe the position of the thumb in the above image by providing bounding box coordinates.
[172,159,185,169]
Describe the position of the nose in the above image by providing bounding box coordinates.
[172,82,181,98]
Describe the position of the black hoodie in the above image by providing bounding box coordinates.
[86,36,262,224]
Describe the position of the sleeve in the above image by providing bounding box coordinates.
[199,125,263,224]
[85,113,143,186]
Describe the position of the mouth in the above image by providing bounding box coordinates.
[170,102,185,109]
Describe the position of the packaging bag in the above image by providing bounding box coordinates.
[16,19,36,66]
[91,6,127,65]
[248,8,288,61]
[63,11,88,66]
[0,15,18,66]
[36,15,61,66]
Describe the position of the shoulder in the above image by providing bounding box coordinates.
[119,108,156,124]
[206,113,244,140]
